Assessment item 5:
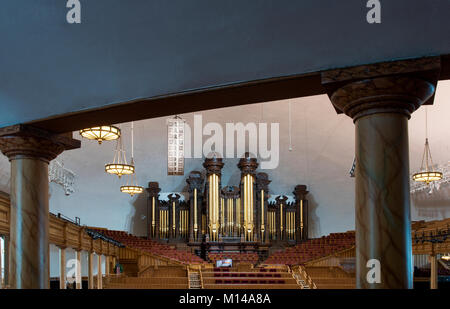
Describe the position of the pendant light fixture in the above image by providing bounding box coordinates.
[413,108,443,184]
[105,126,135,178]
[167,115,185,175]
[120,122,143,196]
[79,125,121,144]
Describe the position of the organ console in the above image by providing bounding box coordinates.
[146,153,309,254]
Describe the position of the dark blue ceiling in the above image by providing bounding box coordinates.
[0,0,449,128]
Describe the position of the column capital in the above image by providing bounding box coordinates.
[221,185,240,199]
[0,124,80,162]
[238,152,258,176]
[256,173,271,192]
[293,185,309,200]
[321,57,440,121]
[203,155,224,176]
[146,182,161,197]
[186,171,204,192]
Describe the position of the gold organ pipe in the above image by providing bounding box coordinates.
[289,212,292,238]
[291,212,293,239]
[250,175,253,239]
[280,204,283,239]
[194,188,198,233]
[237,198,240,230]
[245,175,249,240]
[152,197,155,228]
[300,199,304,237]
[208,175,213,240]
[214,175,218,240]
[293,211,296,240]
[172,202,176,235]
[214,175,217,238]
[221,197,224,235]
[244,176,247,234]
[164,210,167,238]
[261,190,264,227]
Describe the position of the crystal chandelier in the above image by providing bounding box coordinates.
[410,161,450,194]
[120,122,143,196]
[49,160,76,196]
[412,108,442,185]
[105,128,134,178]
[79,125,120,144]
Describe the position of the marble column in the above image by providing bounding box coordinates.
[59,247,66,289]
[0,237,3,288]
[429,254,438,289]
[3,235,9,286]
[75,250,82,289]
[322,57,440,289]
[88,252,94,289]
[97,254,103,289]
[0,125,80,289]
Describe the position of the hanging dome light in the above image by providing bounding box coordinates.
[120,185,144,196]
[413,108,442,185]
[442,254,450,261]
[79,126,120,144]
[105,132,134,178]
[120,159,143,196]
[120,122,143,196]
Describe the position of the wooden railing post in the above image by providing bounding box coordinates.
[429,254,438,289]
[59,247,66,289]
[97,254,103,289]
[75,250,82,289]
[88,252,94,289]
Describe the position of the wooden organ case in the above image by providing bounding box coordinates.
[146,153,309,256]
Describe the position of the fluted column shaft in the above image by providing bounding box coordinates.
[322,57,440,289]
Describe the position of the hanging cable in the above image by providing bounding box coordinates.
[131,121,134,160]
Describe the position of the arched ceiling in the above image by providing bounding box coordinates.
[1,0,450,131]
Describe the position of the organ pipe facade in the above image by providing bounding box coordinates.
[146,154,309,249]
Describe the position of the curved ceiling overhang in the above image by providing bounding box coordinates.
[0,0,450,132]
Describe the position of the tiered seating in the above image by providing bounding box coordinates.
[208,252,259,264]
[97,229,207,265]
[104,266,189,289]
[202,267,300,289]
[264,231,355,265]
[304,266,355,289]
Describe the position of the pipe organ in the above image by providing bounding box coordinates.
[146,153,309,250]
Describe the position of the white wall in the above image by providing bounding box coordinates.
[2,81,450,239]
